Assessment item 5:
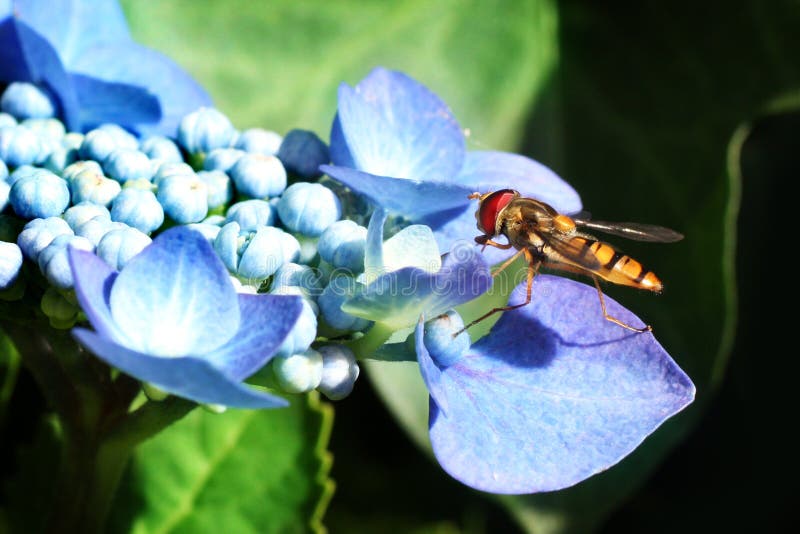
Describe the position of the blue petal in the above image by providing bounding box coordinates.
[421,275,695,493]
[0,18,80,129]
[109,227,240,357]
[10,0,130,67]
[321,165,472,220]
[334,68,465,182]
[415,317,450,415]
[363,207,387,281]
[328,114,354,168]
[343,245,492,330]
[67,247,126,344]
[204,293,303,381]
[456,151,582,214]
[73,328,288,409]
[70,41,212,136]
[71,73,160,127]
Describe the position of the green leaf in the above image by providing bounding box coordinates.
[108,394,334,534]
[119,0,558,147]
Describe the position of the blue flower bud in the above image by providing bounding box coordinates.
[157,174,209,224]
[7,164,39,185]
[74,217,128,247]
[423,310,470,367]
[274,294,318,360]
[277,129,329,179]
[235,128,282,156]
[9,169,70,219]
[0,158,7,181]
[272,349,323,393]
[41,286,79,328]
[318,219,367,272]
[237,226,300,282]
[186,222,222,243]
[103,148,154,183]
[212,221,241,273]
[197,170,232,209]
[0,181,9,212]
[177,107,236,154]
[229,154,287,198]
[139,135,183,164]
[38,234,94,289]
[276,182,341,237]
[203,214,226,226]
[0,125,42,167]
[152,161,195,187]
[319,275,372,332]
[63,202,111,230]
[316,344,360,400]
[62,132,84,151]
[0,241,23,290]
[43,146,79,174]
[17,217,73,260]
[69,168,122,207]
[111,188,164,234]
[96,227,152,270]
[98,124,138,150]
[270,263,324,298]
[78,129,118,162]
[0,113,16,128]
[224,199,273,231]
[203,148,245,172]
[22,118,65,162]
[1,82,56,120]
[62,160,102,182]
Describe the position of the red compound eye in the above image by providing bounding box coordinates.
[478,189,517,236]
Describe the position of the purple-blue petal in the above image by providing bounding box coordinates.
[73,328,288,409]
[71,73,160,128]
[204,293,304,381]
[456,151,582,214]
[415,317,450,415]
[342,245,492,329]
[67,247,126,344]
[10,0,130,67]
[69,41,211,136]
[0,17,80,129]
[109,227,239,357]
[334,68,465,182]
[321,165,472,220]
[422,275,695,493]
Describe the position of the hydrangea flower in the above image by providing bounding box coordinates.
[69,226,303,408]
[415,278,695,493]
[0,0,211,135]
[320,67,581,262]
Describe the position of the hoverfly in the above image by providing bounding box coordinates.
[458,189,683,335]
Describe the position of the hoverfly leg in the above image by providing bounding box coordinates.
[491,248,525,277]
[591,276,653,333]
[453,252,540,337]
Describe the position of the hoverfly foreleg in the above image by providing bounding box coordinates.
[453,250,540,337]
[592,276,652,333]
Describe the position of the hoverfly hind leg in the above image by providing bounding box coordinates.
[452,252,540,338]
[591,276,653,333]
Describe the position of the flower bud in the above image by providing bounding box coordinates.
[423,310,470,367]
[197,170,233,209]
[17,217,73,261]
[277,129,329,179]
[104,148,154,183]
[9,168,70,219]
[203,147,245,172]
[277,182,341,237]
[157,174,209,224]
[0,125,42,167]
[0,241,23,290]
[96,227,152,270]
[317,344,360,400]
[235,128,282,156]
[178,107,237,154]
[41,286,79,328]
[63,202,111,230]
[139,135,183,164]
[229,153,287,198]
[38,234,94,289]
[272,349,324,394]
[224,199,273,231]
[319,275,371,332]
[318,219,367,272]
[1,82,56,120]
[111,188,164,234]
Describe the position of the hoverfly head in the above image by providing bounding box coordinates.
[473,189,519,236]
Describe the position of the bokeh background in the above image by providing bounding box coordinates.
[12,0,795,532]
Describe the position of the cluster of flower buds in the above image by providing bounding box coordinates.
[0,81,367,401]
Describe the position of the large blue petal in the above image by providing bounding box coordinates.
[0,18,80,128]
[110,227,240,358]
[70,41,211,136]
[68,247,126,344]
[11,0,131,66]
[73,329,288,409]
[343,245,492,330]
[71,73,160,128]
[421,275,695,493]
[204,293,303,381]
[456,151,582,214]
[321,165,472,220]
[335,68,465,182]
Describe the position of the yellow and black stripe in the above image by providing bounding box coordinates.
[570,237,663,292]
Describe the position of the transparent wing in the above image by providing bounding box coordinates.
[573,219,684,243]
[540,233,602,271]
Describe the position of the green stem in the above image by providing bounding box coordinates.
[345,322,395,360]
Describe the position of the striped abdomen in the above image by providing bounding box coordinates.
[568,237,663,293]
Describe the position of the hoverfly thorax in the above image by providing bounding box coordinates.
[474,189,519,236]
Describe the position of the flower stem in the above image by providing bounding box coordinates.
[345,322,395,360]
